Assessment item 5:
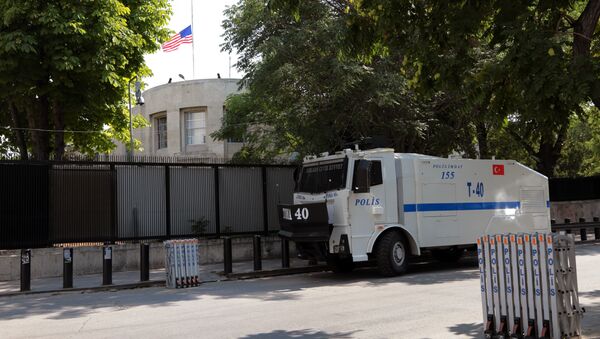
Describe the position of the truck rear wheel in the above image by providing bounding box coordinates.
[376,231,409,276]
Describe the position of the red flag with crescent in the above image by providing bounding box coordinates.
[492,164,504,175]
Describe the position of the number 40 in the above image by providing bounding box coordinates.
[295,208,309,220]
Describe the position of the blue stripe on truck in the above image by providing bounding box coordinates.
[403,201,521,213]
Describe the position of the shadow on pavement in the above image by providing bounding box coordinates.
[580,289,600,338]
[0,255,482,321]
[447,322,481,339]
[239,329,359,338]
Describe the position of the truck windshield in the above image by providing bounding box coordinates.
[296,159,347,193]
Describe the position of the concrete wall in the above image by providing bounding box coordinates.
[115,78,244,159]
[0,236,295,281]
[550,199,600,223]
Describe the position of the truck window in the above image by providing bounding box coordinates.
[352,160,383,189]
[370,161,383,186]
[296,159,348,193]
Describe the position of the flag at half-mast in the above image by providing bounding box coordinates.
[162,25,193,52]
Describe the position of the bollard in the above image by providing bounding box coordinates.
[253,235,262,271]
[564,218,571,234]
[594,217,600,240]
[140,243,149,282]
[20,249,31,292]
[579,218,588,241]
[223,237,232,274]
[63,248,73,288]
[281,238,290,268]
[102,245,112,285]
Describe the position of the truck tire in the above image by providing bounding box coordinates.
[376,231,409,276]
[432,247,464,263]
[327,256,355,273]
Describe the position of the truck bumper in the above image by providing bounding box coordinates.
[277,202,331,242]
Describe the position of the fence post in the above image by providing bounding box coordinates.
[262,167,269,235]
[281,238,290,268]
[214,166,221,237]
[579,218,587,241]
[165,166,171,239]
[140,243,149,282]
[253,235,262,271]
[223,237,232,274]
[63,248,73,288]
[564,218,571,234]
[110,164,117,243]
[20,249,31,292]
[594,217,600,240]
[102,245,112,285]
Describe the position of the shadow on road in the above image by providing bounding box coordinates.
[239,329,359,338]
[0,255,482,321]
[447,322,481,339]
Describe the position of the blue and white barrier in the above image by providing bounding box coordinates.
[477,233,583,338]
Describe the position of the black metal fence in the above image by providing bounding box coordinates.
[0,160,295,249]
[549,176,600,201]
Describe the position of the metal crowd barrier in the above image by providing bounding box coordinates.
[477,233,584,339]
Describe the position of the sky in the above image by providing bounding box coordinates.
[144,0,242,89]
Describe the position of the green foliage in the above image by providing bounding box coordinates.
[0,0,172,159]
[216,0,478,162]
[342,0,600,176]
[190,216,210,236]
[219,0,600,176]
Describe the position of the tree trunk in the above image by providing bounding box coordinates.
[475,120,489,159]
[8,102,29,160]
[534,123,568,177]
[26,96,50,161]
[52,101,65,160]
[574,0,600,106]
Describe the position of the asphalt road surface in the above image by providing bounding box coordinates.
[1,244,599,339]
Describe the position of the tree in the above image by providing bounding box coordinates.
[341,0,600,176]
[215,0,477,162]
[0,0,172,160]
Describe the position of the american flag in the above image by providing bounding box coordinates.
[162,25,193,52]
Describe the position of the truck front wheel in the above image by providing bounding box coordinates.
[375,231,409,276]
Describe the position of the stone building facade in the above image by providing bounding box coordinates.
[114,78,243,159]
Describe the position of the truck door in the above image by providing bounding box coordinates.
[348,159,385,260]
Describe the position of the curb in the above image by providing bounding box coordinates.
[226,265,330,280]
[0,280,166,298]
[0,266,333,298]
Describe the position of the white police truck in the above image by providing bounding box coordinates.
[278,148,551,276]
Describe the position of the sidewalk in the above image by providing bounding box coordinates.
[0,258,319,296]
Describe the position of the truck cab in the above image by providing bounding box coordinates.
[278,148,550,276]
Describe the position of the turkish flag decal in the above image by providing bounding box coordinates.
[492,164,504,175]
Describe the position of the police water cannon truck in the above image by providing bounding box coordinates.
[278,148,550,276]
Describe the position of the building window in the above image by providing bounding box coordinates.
[185,111,206,145]
[156,116,167,149]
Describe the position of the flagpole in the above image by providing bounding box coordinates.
[191,0,195,79]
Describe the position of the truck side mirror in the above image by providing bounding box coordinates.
[352,160,371,193]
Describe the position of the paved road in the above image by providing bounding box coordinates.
[1,244,598,339]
